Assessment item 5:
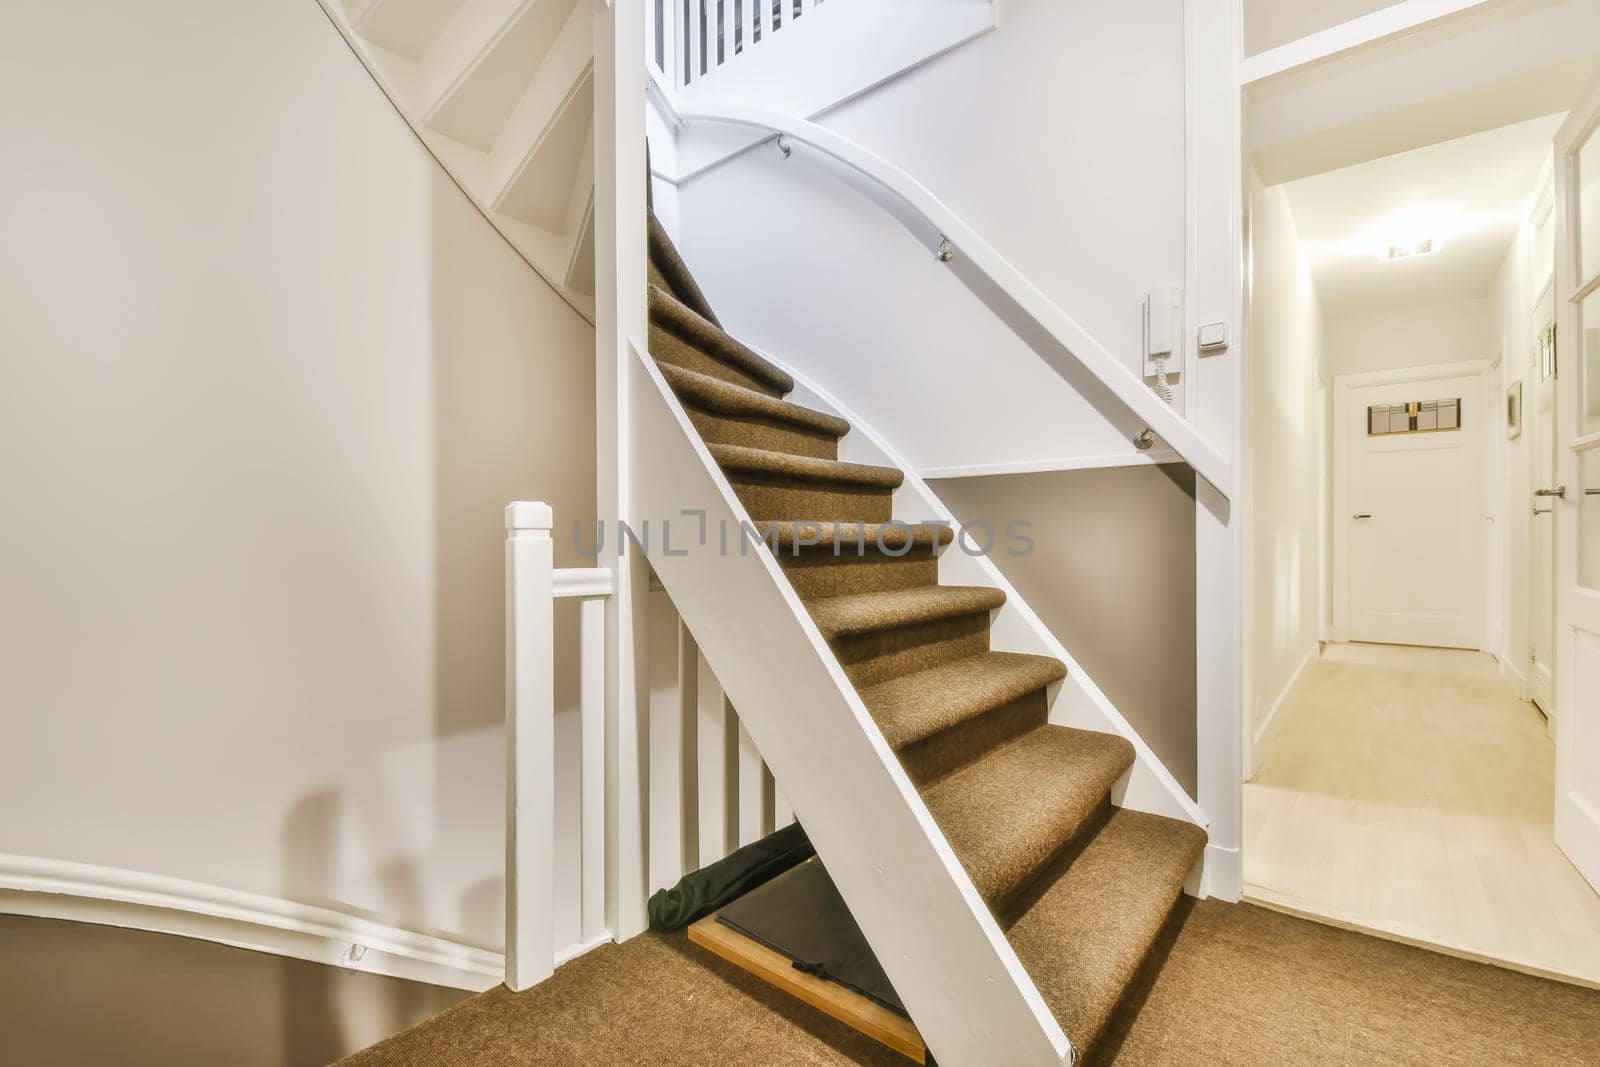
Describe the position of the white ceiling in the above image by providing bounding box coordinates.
[1247,0,1600,185]
[1281,114,1562,317]
[1243,0,1398,57]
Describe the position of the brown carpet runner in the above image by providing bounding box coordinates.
[646,212,1207,1058]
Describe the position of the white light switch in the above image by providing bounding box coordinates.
[1198,322,1229,353]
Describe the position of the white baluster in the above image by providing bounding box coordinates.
[687,0,703,84]
[696,651,733,865]
[737,715,763,847]
[647,589,686,892]
[578,592,606,945]
[504,502,556,991]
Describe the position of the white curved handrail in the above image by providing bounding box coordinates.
[671,100,1233,498]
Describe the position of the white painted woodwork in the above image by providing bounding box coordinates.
[1532,283,1559,713]
[737,715,765,847]
[315,0,596,313]
[593,0,651,943]
[488,0,595,227]
[579,594,607,944]
[695,651,734,868]
[421,0,579,150]
[1552,76,1600,898]
[675,0,995,121]
[350,0,470,60]
[647,587,687,893]
[504,501,557,991]
[1334,366,1488,650]
[1239,0,1498,86]
[629,339,1072,1065]
[772,352,1208,834]
[0,853,508,993]
[504,502,618,989]
[670,101,1233,498]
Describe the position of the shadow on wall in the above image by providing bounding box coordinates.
[274,170,595,1055]
[930,464,1200,798]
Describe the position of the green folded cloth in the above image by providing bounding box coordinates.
[647,821,813,932]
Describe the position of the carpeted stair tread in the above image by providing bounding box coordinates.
[763,520,954,553]
[860,651,1068,752]
[806,585,1006,639]
[658,363,850,439]
[650,286,794,396]
[1003,807,1207,1057]
[707,443,904,490]
[920,725,1135,907]
[648,213,722,327]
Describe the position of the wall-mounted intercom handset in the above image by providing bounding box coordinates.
[1144,287,1183,404]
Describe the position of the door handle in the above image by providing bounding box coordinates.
[1534,486,1567,499]
[1352,513,1372,520]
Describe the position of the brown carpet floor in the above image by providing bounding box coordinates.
[339,899,1600,1066]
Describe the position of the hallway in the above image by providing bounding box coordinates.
[1244,643,1600,986]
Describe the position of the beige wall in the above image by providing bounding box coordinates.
[1491,184,1537,680]
[1246,169,1325,765]
[1325,298,1494,377]
[0,0,595,954]
[930,466,1199,798]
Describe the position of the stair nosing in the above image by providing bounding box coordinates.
[807,585,1007,639]
[708,443,904,491]
[861,651,1068,751]
[920,724,1137,908]
[659,363,850,438]
[649,284,793,395]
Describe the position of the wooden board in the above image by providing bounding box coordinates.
[688,912,926,1063]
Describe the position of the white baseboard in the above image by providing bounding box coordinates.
[0,854,608,993]
[1496,652,1528,698]
[1198,842,1242,902]
[1250,644,1318,777]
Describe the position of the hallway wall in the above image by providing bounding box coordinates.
[0,0,595,970]
[1247,167,1326,768]
[1325,298,1494,377]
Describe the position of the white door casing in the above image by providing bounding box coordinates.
[1532,281,1559,713]
[1551,72,1600,897]
[1333,364,1488,650]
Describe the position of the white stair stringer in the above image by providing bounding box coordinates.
[767,349,1211,838]
[627,338,1072,1067]
[317,0,597,320]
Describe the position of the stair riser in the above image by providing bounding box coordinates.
[684,406,840,461]
[781,546,939,599]
[898,689,1049,786]
[726,478,894,525]
[830,612,992,690]
[650,324,784,397]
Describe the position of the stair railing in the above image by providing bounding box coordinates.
[656,0,826,90]
[664,100,1234,499]
[503,502,611,990]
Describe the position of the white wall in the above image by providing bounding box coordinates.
[0,0,595,959]
[676,0,1188,474]
[1246,168,1325,765]
[1491,187,1537,682]
[1325,298,1494,377]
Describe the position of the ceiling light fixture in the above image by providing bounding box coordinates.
[1381,238,1441,262]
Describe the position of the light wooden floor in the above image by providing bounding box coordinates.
[1244,642,1600,986]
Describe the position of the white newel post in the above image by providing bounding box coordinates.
[505,501,556,991]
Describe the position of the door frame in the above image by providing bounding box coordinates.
[1551,73,1600,892]
[1331,359,1493,646]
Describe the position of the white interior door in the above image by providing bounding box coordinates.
[1342,373,1484,649]
[1552,74,1600,897]
[1532,283,1559,712]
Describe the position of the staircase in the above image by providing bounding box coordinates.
[645,212,1207,1061]
[323,0,597,317]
